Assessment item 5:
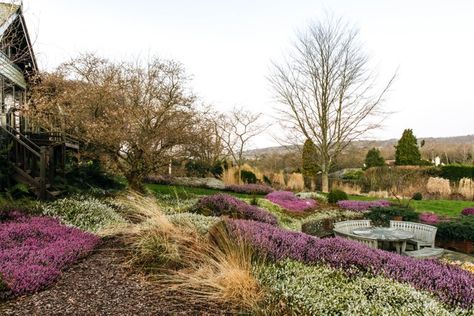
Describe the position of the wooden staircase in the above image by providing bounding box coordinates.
[0,123,79,199]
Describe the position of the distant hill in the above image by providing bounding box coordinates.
[246,134,474,158]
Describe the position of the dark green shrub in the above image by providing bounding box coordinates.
[341,169,364,180]
[0,273,9,297]
[436,218,474,242]
[185,160,211,177]
[250,195,259,206]
[263,175,272,186]
[440,164,474,181]
[327,190,348,204]
[64,160,126,194]
[240,170,257,184]
[365,206,419,227]
[364,148,385,169]
[412,192,423,201]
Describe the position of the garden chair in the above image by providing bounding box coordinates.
[390,221,437,250]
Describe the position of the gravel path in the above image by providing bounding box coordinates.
[0,237,233,315]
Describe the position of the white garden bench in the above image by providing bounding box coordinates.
[389,221,437,250]
[333,220,378,249]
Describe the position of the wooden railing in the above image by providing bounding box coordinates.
[0,124,48,199]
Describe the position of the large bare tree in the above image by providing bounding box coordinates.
[218,107,268,184]
[269,17,394,192]
[28,53,198,190]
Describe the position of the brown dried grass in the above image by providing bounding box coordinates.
[426,177,451,198]
[286,173,304,191]
[117,193,263,311]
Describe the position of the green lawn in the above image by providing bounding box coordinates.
[146,183,264,199]
[146,184,473,217]
[349,194,474,217]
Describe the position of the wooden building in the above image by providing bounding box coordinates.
[0,3,78,199]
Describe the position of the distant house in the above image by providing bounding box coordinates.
[0,3,78,199]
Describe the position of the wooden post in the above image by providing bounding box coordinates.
[39,146,47,200]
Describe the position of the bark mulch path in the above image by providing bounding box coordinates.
[0,237,234,316]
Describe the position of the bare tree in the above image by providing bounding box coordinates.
[28,53,198,190]
[218,107,268,184]
[269,16,394,192]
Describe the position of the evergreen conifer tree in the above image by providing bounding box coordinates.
[395,129,421,165]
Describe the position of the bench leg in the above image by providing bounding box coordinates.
[401,241,407,254]
[394,242,401,254]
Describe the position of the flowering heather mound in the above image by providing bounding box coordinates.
[462,208,474,216]
[226,219,474,309]
[0,212,100,295]
[337,200,390,212]
[225,184,274,195]
[191,193,277,225]
[419,212,440,225]
[266,191,317,213]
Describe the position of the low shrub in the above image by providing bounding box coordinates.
[63,159,126,194]
[419,212,440,225]
[462,208,474,216]
[301,211,364,237]
[365,206,419,226]
[256,199,302,231]
[437,218,474,242]
[412,192,423,200]
[341,169,364,180]
[327,189,348,204]
[0,273,8,294]
[0,212,100,295]
[256,260,458,315]
[337,200,390,212]
[225,184,274,195]
[296,192,327,203]
[240,170,258,184]
[266,191,317,213]
[190,194,277,225]
[40,196,125,233]
[226,219,474,309]
[168,212,220,235]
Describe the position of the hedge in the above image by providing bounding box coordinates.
[440,164,474,181]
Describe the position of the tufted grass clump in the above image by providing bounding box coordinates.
[119,193,264,312]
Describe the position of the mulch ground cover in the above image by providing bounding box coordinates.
[0,237,233,316]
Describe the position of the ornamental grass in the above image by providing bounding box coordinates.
[121,194,263,312]
[0,212,100,295]
[226,219,474,309]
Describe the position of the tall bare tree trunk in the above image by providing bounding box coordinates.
[322,172,329,193]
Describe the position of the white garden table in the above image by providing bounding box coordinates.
[352,227,415,254]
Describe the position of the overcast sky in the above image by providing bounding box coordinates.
[23,0,474,149]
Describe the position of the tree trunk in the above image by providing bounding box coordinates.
[237,165,242,185]
[127,173,145,192]
[321,172,329,193]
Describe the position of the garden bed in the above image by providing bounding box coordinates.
[0,212,100,297]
